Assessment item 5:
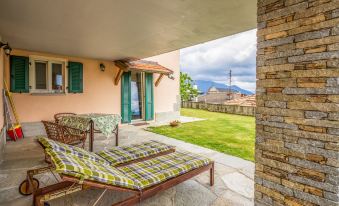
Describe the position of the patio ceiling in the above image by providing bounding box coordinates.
[0,0,256,60]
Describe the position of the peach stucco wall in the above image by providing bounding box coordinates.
[4,49,179,123]
[146,51,180,114]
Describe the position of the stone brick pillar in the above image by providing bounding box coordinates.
[256,0,338,205]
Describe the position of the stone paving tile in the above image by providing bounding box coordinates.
[221,190,253,206]
[214,163,238,176]
[210,152,253,170]
[221,173,254,199]
[195,175,228,197]
[0,125,254,206]
[239,165,255,180]
[48,188,135,206]
[211,197,230,206]
[174,180,217,206]
[0,196,32,206]
[140,187,176,206]
[0,185,24,203]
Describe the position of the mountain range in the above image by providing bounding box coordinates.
[194,80,254,95]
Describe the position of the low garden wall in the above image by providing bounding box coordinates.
[181,101,255,116]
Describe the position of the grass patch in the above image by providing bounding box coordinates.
[148,108,255,161]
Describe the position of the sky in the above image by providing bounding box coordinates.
[180,29,257,92]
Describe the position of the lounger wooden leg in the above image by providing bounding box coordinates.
[115,126,119,146]
[34,195,44,206]
[210,162,214,186]
[90,121,94,152]
[26,174,31,193]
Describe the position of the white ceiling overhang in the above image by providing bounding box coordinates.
[0,0,256,60]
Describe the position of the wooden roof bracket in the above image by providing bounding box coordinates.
[155,74,164,87]
[114,67,124,85]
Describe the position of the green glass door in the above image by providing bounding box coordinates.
[121,71,153,123]
[144,73,154,121]
[121,72,131,123]
[131,72,144,120]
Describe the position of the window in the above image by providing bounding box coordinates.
[29,56,67,93]
[35,61,47,90]
[52,63,63,90]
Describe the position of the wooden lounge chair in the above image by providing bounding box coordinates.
[19,137,176,196]
[30,148,214,206]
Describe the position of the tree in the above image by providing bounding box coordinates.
[180,72,198,101]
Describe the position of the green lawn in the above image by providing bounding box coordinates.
[148,108,255,161]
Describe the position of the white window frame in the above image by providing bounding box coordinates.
[29,55,68,94]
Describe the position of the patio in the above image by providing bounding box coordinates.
[0,1,338,205]
[0,124,254,206]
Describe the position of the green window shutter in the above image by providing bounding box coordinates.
[10,55,29,93]
[121,72,131,123]
[68,62,83,93]
[145,73,154,121]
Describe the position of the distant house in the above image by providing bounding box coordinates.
[207,86,238,94]
[196,86,245,104]
[224,95,256,107]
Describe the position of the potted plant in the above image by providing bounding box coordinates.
[169,120,180,127]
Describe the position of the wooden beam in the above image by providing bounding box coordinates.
[155,74,164,87]
[114,68,124,85]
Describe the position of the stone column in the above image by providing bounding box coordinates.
[256,0,338,205]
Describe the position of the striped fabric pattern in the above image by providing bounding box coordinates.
[46,149,140,190]
[96,140,175,166]
[118,151,212,189]
[38,137,108,165]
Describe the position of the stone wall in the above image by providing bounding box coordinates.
[256,1,338,206]
[196,93,242,104]
[182,101,256,116]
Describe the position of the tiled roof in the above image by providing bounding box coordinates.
[224,95,256,107]
[215,88,238,93]
[114,59,173,74]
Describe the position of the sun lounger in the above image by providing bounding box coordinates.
[31,147,214,206]
[19,137,175,196]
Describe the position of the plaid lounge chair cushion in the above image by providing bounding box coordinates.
[46,149,140,190]
[47,147,211,191]
[96,140,175,166]
[38,137,108,165]
[118,151,212,189]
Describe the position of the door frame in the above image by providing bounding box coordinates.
[121,71,154,123]
[131,71,145,122]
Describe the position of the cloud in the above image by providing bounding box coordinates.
[180,29,257,92]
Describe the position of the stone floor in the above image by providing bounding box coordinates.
[0,124,254,206]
